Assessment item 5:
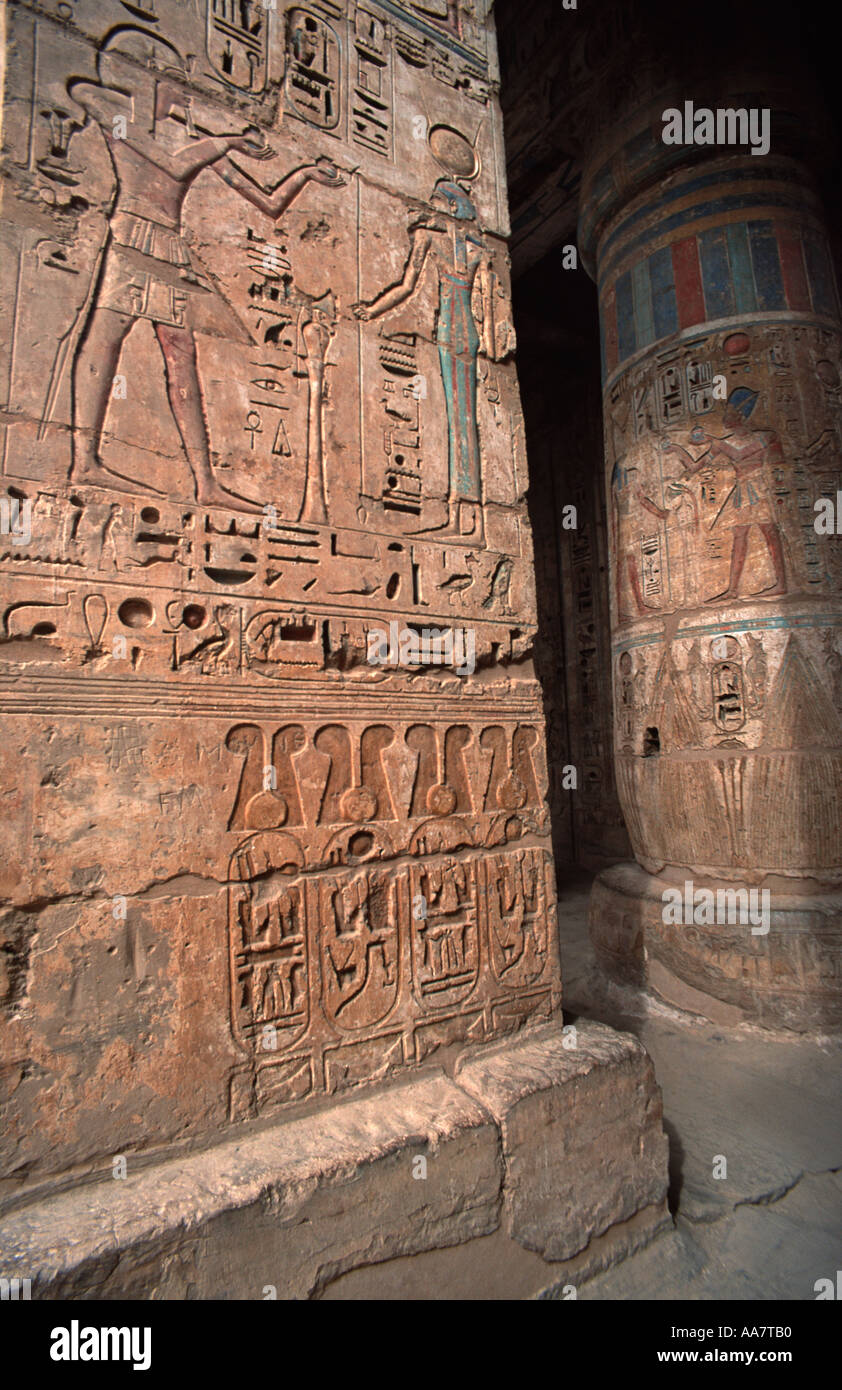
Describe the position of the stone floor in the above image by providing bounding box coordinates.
[559,870,842,1301]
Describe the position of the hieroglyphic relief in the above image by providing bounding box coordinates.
[0,0,559,1172]
[60,33,346,513]
[224,716,558,1113]
[606,325,842,628]
[207,0,269,94]
[354,158,508,541]
[604,320,842,877]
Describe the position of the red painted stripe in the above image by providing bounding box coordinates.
[603,288,618,374]
[776,226,811,312]
[671,237,706,329]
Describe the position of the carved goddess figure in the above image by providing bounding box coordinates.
[60,30,344,511]
[353,179,496,538]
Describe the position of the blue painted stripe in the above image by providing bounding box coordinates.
[597,189,807,291]
[748,220,785,310]
[615,271,636,361]
[598,163,802,271]
[698,228,735,320]
[649,247,678,339]
[802,233,839,318]
[631,259,655,347]
[725,223,757,313]
[612,611,842,654]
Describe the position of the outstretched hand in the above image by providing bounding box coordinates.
[307,156,348,186]
[231,125,275,158]
[352,302,374,321]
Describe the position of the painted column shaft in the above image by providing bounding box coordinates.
[585,148,842,1027]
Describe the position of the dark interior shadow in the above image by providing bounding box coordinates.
[663,1117,684,1218]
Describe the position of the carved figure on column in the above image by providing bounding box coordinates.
[662,388,787,601]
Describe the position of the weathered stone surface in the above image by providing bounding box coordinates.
[532,872,842,1299]
[579,1170,842,1301]
[456,1019,670,1261]
[0,0,563,1200]
[0,1072,501,1299]
[321,1202,671,1299]
[591,862,842,1031]
[0,1022,670,1299]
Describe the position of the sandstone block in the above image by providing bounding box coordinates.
[456,1020,669,1261]
[0,1073,501,1299]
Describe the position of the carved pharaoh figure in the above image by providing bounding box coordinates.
[57,29,344,512]
[662,387,787,601]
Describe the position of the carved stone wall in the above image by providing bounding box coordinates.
[0,0,561,1193]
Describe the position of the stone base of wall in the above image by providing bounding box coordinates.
[590,863,842,1032]
[0,1021,668,1300]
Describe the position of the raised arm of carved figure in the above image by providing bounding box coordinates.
[214,153,347,219]
[67,82,270,185]
[660,439,703,474]
[711,432,782,468]
[635,485,671,522]
[166,128,271,181]
[66,79,130,136]
[352,227,434,320]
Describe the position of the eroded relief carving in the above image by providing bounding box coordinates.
[220,711,556,1109]
[57,31,345,511]
[604,315,842,878]
[0,0,558,1167]
[607,324,842,625]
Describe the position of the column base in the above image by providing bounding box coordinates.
[0,1021,669,1300]
[590,863,842,1032]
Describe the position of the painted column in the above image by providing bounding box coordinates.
[581,143,842,1029]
